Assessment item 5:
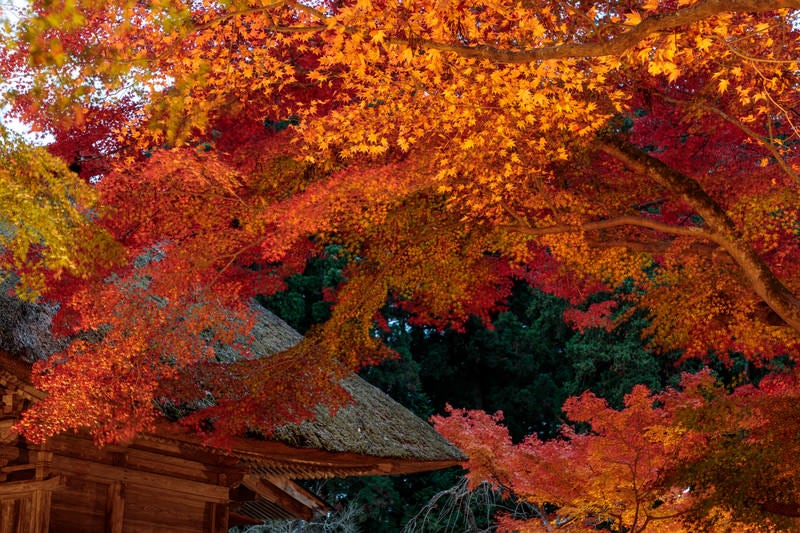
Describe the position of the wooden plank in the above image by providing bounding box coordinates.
[1,464,36,475]
[46,436,126,464]
[123,448,236,485]
[50,475,106,512]
[105,481,124,533]
[122,488,207,533]
[53,456,230,502]
[49,476,106,533]
[49,434,237,487]
[17,497,30,533]
[0,499,15,533]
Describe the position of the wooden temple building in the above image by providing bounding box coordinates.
[0,298,465,532]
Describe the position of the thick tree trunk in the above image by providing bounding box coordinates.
[407,0,800,63]
[597,135,800,334]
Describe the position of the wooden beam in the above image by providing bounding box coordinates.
[242,475,316,521]
[0,476,63,498]
[105,481,125,533]
[16,496,30,533]
[228,511,263,527]
[53,456,230,502]
[264,476,329,518]
[48,433,243,486]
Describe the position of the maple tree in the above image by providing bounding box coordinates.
[0,125,119,298]
[9,0,797,353]
[436,368,800,531]
[434,385,695,532]
[1,0,800,527]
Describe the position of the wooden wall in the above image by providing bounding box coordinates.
[0,434,237,533]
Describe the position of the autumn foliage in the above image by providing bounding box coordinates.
[434,382,698,532]
[436,370,800,531]
[1,0,800,528]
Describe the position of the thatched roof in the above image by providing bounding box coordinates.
[0,293,465,464]
[251,306,466,463]
[0,292,64,363]
[273,375,462,461]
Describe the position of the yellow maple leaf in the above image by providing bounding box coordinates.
[370,30,386,44]
[664,62,680,83]
[754,22,770,33]
[624,11,642,27]
[695,35,713,52]
[641,0,659,11]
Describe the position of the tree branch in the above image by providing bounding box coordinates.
[583,238,731,261]
[505,215,714,239]
[596,135,800,332]
[658,93,800,186]
[761,500,800,518]
[390,0,800,64]
[143,0,799,67]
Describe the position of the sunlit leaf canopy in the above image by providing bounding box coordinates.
[1,0,799,450]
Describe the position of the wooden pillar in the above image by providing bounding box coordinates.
[16,498,30,533]
[209,502,229,533]
[105,482,125,533]
[30,450,53,533]
[31,452,52,483]
[29,491,50,533]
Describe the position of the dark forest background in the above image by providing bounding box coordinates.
[255,246,762,532]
